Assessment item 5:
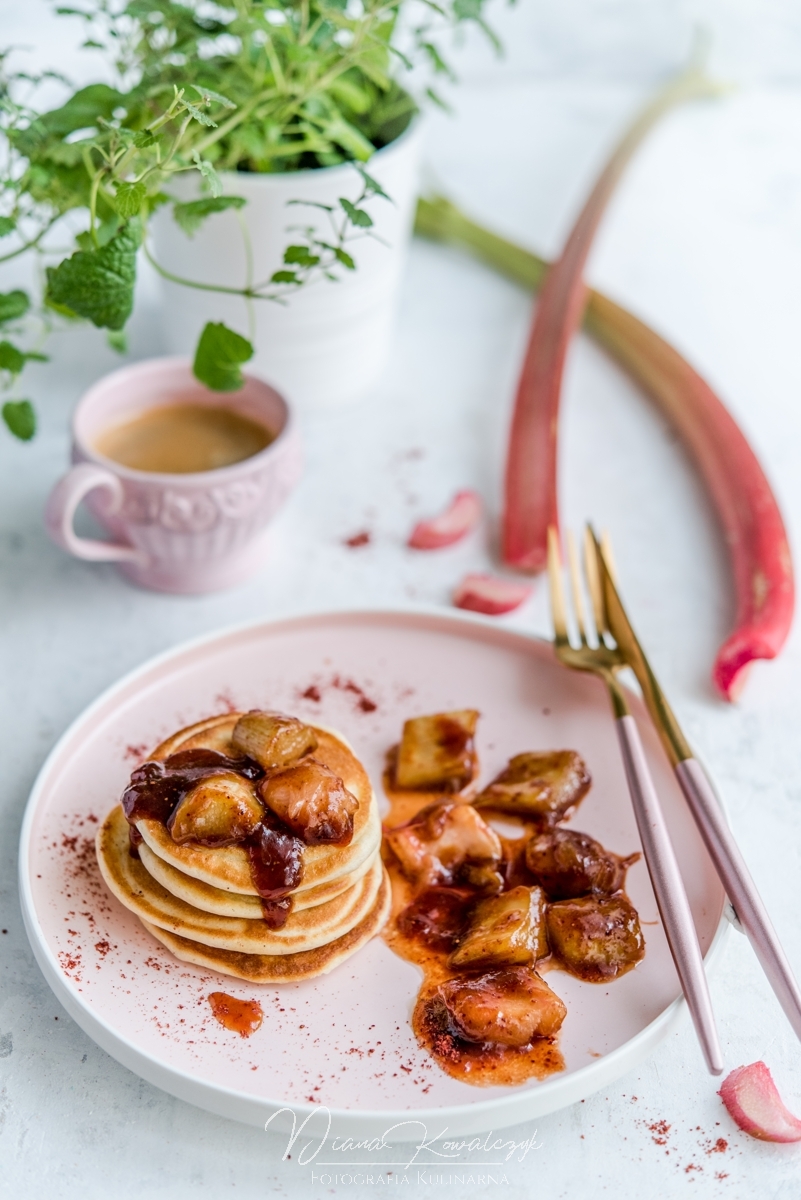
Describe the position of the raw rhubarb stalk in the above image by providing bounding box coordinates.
[409,490,482,549]
[503,65,721,574]
[453,573,532,615]
[719,1062,801,1142]
[414,203,794,701]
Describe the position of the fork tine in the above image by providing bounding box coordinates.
[583,526,607,637]
[601,529,619,585]
[547,526,569,646]
[566,530,590,646]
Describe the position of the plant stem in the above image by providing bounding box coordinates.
[142,239,278,301]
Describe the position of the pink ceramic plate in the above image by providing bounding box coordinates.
[19,610,727,1138]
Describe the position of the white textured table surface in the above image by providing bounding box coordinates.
[3,12,801,1198]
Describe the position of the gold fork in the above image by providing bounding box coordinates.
[589,526,801,1045]
[547,525,723,1075]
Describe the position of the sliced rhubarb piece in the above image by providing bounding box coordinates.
[408,490,482,550]
[453,573,532,615]
[502,65,721,575]
[415,196,794,700]
[719,1062,801,1142]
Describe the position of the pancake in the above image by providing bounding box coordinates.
[97,804,383,955]
[137,838,372,918]
[140,869,391,982]
[135,716,379,896]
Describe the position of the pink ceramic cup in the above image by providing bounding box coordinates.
[45,357,302,593]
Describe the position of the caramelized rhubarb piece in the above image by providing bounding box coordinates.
[474,750,590,822]
[546,895,644,982]
[395,710,479,791]
[232,710,317,770]
[385,802,502,890]
[435,967,566,1046]
[396,887,475,954]
[168,773,264,845]
[449,885,548,969]
[259,759,358,845]
[525,828,636,899]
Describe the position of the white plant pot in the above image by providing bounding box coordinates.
[151,120,422,412]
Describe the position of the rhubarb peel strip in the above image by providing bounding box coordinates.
[502,64,723,575]
[719,1062,801,1142]
[414,203,794,701]
[453,573,532,615]
[409,490,482,549]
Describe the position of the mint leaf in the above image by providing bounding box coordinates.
[0,291,30,323]
[45,221,141,331]
[283,245,320,267]
[339,198,373,228]
[2,399,36,441]
[0,341,26,374]
[356,168,391,201]
[193,322,253,391]
[270,270,298,284]
[185,101,217,128]
[172,195,245,236]
[192,151,222,198]
[0,217,16,238]
[22,84,122,150]
[189,85,235,110]
[334,247,356,269]
[115,182,146,218]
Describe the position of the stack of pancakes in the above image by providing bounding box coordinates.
[96,713,390,982]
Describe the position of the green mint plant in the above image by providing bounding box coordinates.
[1,0,503,437]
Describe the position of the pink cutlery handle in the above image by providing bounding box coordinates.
[45,464,143,564]
[616,715,723,1075]
[676,757,801,1042]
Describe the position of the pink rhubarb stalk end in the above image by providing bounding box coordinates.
[719,1062,801,1142]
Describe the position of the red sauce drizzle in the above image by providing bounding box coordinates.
[121,748,303,928]
[208,992,263,1037]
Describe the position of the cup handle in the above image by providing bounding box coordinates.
[45,463,145,564]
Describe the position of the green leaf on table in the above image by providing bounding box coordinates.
[114,182,146,219]
[192,322,253,391]
[2,399,36,441]
[0,290,30,324]
[188,84,236,110]
[334,247,356,270]
[283,244,320,267]
[339,198,373,228]
[0,217,16,238]
[44,221,141,331]
[0,341,26,374]
[172,195,245,236]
